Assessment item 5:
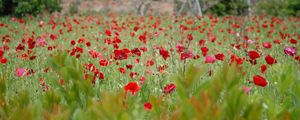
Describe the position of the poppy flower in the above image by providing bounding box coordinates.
[157,64,168,74]
[129,72,139,79]
[187,34,193,41]
[16,68,26,77]
[86,42,91,47]
[131,48,141,56]
[260,65,267,74]
[290,38,297,44]
[144,102,152,110]
[199,39,206,46]
[118,67,126,74]
[99,59,109,66]
[176,44,186,53]
[98,72,104,80]
[124,82,140,95]
[140,76,146,85]
[205,56,216,64]
[114,49,131,60]
[29,56,36,60]
[146,60,155,67]
[262,42,272,49]
[247,40,257,44]
[50,34,57,41]
[242,86,251,95]
[193,54,200,59]
[105,29,112,36]
[265,55,277,65]
[139,33,147,44]
[284,46,297,56]
[126,64,133,70]
[230,54,243,65]
[180,51,194,60]
[253,75,268,87]
[15,44,25,51]
[27,39,35,49]
[159,48,170,60]
[0,58,7,64]
[215,53,225,61]
[36,37,47,46]
[200,47,209,56]
[273,39,281,44]
[248,50,260,60]
[163,83,176,94]
[0,50,3,58]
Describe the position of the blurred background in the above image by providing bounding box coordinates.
[0,0,299,17]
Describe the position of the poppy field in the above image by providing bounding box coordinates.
[0,15,300,119]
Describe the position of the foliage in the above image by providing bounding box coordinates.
[0,0,61,17]
[255,0,300,17]
[206,0,249,16]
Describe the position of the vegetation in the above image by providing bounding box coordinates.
[0,14,299,119]
[0,0,61,17]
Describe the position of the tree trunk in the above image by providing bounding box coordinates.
[247,0,252,16]
[195,0,203,16]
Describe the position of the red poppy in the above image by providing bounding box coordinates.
[215,53,225,61]
[199,39,206,46]
[157,64,168,74]
[1,57,7,64]
[290,38,297,44]
[144,102,152,110]
[200,47,209,56]
[126,64,133,70]
[139,33,147,44]
[176,44,186,53]
[118,67,126,74]
[163,83,176,94]
[260,65,267,74]
[248,50,260,60]
[99,59,109,66]
[253,75,268,87]
[129,72,139,79]
[265,55,277,65]
[124,82,140,95]
[98,72,104,80]
[146,60,155,67]
[205,56,216,64]
[187,34,193,41]
[159,48,170,60]
[0,50,3,58]
[230,54,243,65]
[140,46,147,52]
[112,36,122,44]
[27,38,35,49]
[295,55,300,64]
[86,42,91,47]
[262,42,272,49]
[15,44,25,51]
[131,48,141,56]
[50,34,57,41]
[78,38,85,43]
[105,29,112,36]
[180,51,194,60]
[140,76,146,85]
[273,39,281,44]
[114,49,131,60]
[193,54,200,59]
[29,56,36,60]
